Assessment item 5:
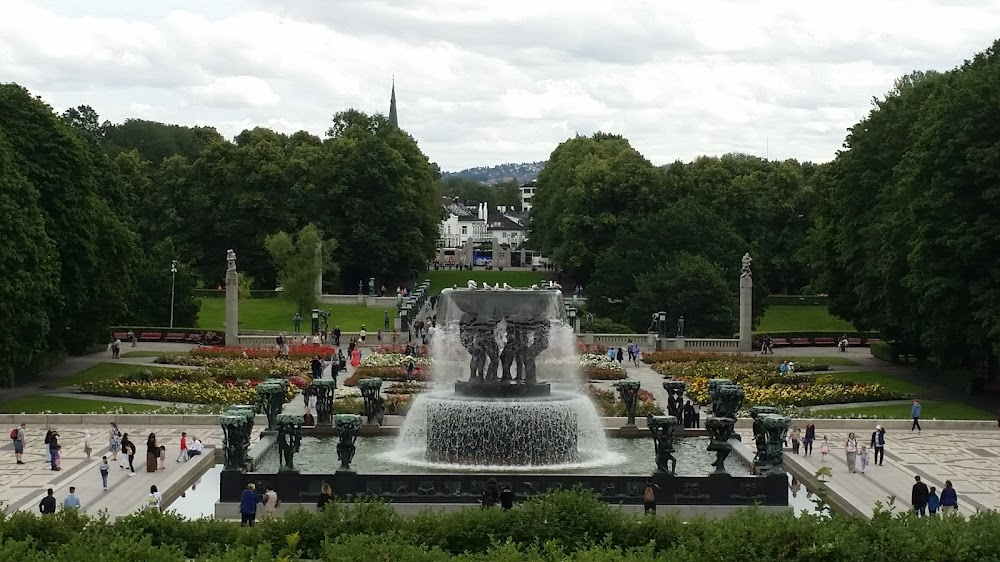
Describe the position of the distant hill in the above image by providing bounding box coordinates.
[443,161,546,184]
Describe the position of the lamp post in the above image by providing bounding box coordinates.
[169,260,178,328]
[568,307,577,333]
[311,309,320,336]
[657,311,667,338]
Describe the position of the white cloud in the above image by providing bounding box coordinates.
[1,0,999,170]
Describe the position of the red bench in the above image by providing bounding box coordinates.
[848,338,862,346]
[186,333,202,343]
[139,332,162,342]
[814,337,836,345]
[113,332,129,340]
[771,338,790,347]
[165,332,187,342]
[790,338,811,345]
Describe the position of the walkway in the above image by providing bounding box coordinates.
[748,428,1000,516]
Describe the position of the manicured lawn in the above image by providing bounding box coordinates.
[198,299,394,332]
[53,362,174,388]
[810,401,994,420]
[0,395,160,414]
[425,269,550,295]
[120,351,187,358]
[819,370,924,394]
[782,355,858,367]
[757,305,856,333]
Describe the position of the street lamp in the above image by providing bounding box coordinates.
[311,309,320,336]
[657,311,667,337]
[169,260,178,328]
[567,308,577,333]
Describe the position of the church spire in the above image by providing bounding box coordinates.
[388,78,398,128]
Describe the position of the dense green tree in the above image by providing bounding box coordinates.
[0,84,142,353]
[265,224,337,314]
[124,238,199,328]
[624,253,739,338]
[0,131,59,385]
[439,177,520,211]
[103,119,224,164]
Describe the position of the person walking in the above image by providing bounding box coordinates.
[13,423,25,465]
[911,399,922,432]
[147,485,163,512]
[803,423,816,455]
[177,432,188,462]
[790,427,801,455]
[911,475,930,516]
[262,486,279,519]
[145,433,159,473]
[481,478,499,508]
[499,482,515,510]
[643,479,660,515]
[927,486,940,516]
[871,425,886,466]
[63,487,81,511]
[48,429,60,471]
[940,480,958,514]
[239,483,259,527]
[317,483,333,510]
[99,456,110,491]
[844,433,859,473]
[109,423,122,462]
[859,445,869,474]
[120,433,136,475]
[38,488,56,515]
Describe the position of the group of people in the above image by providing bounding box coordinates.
[607,342,642,366]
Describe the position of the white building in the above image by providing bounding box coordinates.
[438,201,488,249]
[486,208,527,246]
[519,180,537,212]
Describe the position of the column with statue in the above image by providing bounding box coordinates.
[739,253,753,351]
[225,249,239,347]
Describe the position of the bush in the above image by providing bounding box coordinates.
[764,294,831,306]
[589,316,634,334]
[870,341,900,363]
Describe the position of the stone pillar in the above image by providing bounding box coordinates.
[584,332,594,345]
[739,276,753,352]
[315,241,323,298]
[225,249,239,347]
[674,337,685,351]
[646,332,656,349]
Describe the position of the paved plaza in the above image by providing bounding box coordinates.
[1,425,230,517]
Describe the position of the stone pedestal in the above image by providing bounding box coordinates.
[584,332,594,345]
[646,332,657,349]
[739,276,753,351]
[225,268,239,347]
[674,337,685,351]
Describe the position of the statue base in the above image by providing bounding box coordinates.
[454,380,551,398]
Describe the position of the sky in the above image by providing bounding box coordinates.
[3,1,1000,171]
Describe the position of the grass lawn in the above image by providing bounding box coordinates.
[783,355,858,367]
[198,299,394,332]
[425,269,550,295]
[757,305,856,333]
[53,362,174,388]
[120,351,187,358]
[809,400,994,420]
[0,395,160,414]
[819,370,924,395]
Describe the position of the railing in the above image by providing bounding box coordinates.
[318,295,401,308]
[684,338,741,349]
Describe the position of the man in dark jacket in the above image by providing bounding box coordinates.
[871,425,886,466]
[38,488,56,514]
[911,475,930,516]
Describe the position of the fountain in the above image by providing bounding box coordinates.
[389,287,615,468]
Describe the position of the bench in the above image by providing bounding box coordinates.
[790,338,811,345]
[139,332,162,342]
[165,332,187,342]
[866,338,882,344]
[848,338,862,346]
[186,333,202,343]
[113,332,129,340]
[771,338,790,347]
[814,337,836,345]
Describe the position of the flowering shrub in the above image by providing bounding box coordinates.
[82,378,259,405]
[374,344,429,356]
[579,354,627,380]
[334,387,362,399]
[585,384,663,416]
[332,394,414,415]
[189,344,335,359]
[360,353,432,368]
[576,343,609,355]
[157,356,310,379]
[644,351,831,372]
[385,382,428,395]
[344,368,431,386]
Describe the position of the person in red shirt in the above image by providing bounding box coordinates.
[176,432,188,463]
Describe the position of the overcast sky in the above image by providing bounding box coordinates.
[3,1,999,171]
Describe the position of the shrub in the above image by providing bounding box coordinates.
[870,341,900,363]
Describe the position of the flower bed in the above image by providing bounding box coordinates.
[373,344,429,356]
[384,382,429,395]
[333,394,413,415]
[576,343,609,355]
[155,356,309,379]
[644,351,832,371]
[189,344,336,359]
[344,368,431,386]
[360,353,432,368]
[585,385,662,416]
[80,369,302,405]
[579,354,627,380]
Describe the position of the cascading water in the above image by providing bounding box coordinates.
[385,287,624,471]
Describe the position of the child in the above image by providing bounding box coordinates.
[819,436,831,462]
[928,486,940,515]
[83,430,93,459]
[177,432,188,463]
[859,445,869,474]
[99,456,110,491]
[158,445,167,470]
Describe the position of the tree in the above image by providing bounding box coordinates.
[624,254,738,338]
[125,238,199,328]
[265,224,337,314]
[0,131,59,385]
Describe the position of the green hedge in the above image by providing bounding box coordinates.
[753,331,880,344]
[869,341,900,363]
[0,490,997,561]
[194,289,280,299]
[765,294,831,306]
